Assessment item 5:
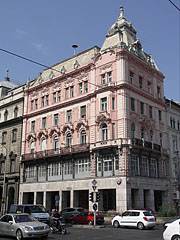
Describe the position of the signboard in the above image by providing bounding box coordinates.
[93,203,97,211]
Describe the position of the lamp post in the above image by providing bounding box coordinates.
[0,143,7,216]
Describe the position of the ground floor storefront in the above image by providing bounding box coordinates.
[19,176,170,213]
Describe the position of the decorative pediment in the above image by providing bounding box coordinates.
[37,130,48,139]
[96,114,111,125]
[75,120,89,131]
[27,133,36,142]
[139,116,150,127]
[49,127,60,137]
[61,124,74,135]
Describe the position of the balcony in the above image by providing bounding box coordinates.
[132,138,161,152]
[22,144,90,162]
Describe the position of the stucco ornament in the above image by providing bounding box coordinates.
[27,133,36,142]
[96,113,111,125]
[49,128,60,137]
[75,120,89,131]
[62,124,74,135]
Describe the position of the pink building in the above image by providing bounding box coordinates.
[20,6,170,212]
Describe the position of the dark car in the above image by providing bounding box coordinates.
[69,211,104,225]
[59,207,84,222]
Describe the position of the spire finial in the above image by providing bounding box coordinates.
[120,6,124,18]
[4,69,10,81]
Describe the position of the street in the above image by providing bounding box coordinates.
[0,224,164,240]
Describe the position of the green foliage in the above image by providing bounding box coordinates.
[157,204,177,217]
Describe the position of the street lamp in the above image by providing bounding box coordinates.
[0,143,7,215]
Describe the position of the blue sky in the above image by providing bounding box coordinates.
[0,0,179,101]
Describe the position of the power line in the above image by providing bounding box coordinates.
[168,0,180,11]
[0,47,101,88]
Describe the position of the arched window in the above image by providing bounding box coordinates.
[80,130,86,145]
[131,123,135,139]
[14,107,18,118]
[30,141,35,153]
[53,136,59,151]
[4,110,8,121]
[41,139,46,151]
[101,123,108,141]
[66,133,72,147]
[141,128,145,140]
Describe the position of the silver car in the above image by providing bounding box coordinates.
[0,213,50,240]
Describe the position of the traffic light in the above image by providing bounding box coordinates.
[89,192,94,202]
[96,192,100,202]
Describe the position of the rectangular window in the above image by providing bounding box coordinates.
[41,96,45,107]
[104,155,112,172]
[84,81,88,93]
[48,163,61,177]
[131,98,135,111]
[12,129,17,142]
[101,74,106,85]
[65,88,69,99]
[66,110,72,123]
[149,106,153,119]
[148,82,151,93]
[112,123,115,139]
[2,132,7,144]
[80,106,86,119]
[131,155,139,176]
[108,72,112,83]
[158,110,162,121]
[70,86,74,98]
[42,117,46,129]
[31,121,35,132]
[129,72,134,84]
[10,160,15,173]
[35,99,38,109]
[112,97,115,110]
[75,158,90,174]
[157,86,161,98]
[140,156,149,176]
[46,95,49,106]
[57,91,61,102]
[53,92,56,103]
[140,102,144,114]
[31,100,33,111]
[79,83,83,95]
[101,97,107,111]
[64,162,73,175]
[54,114,59,126]
[0,161,5,174]
[149,158,158,177]
[139,76,143,89]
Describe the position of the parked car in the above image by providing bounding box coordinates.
[163,218,180,240]
[0,213,50,240]
[9,204,50,224]
[59,207,84,222]
[69,211,104,225]
[112,209,156,230]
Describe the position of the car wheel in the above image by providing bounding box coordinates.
[172,235,180,240]
[16,229,23,240]
[88,220,93,225]
[137,222,144,230]
[113,220,120,228]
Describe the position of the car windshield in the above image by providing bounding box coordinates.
[29,206,46,213]
[14,215,35,223]
[143,211,153,216]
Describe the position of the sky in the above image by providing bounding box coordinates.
[0,0,179,101]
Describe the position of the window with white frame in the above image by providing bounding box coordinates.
[12,129,17,142]
[162,160,166,176]
[64,161,73,175]
[2,132,7,144]
[141,128,145,140]
[53,92,57,103]
[150,130,154,143]
[108,72,112,82]
[66,133,72,147]
[84,81,88,93]
[53,136,59,151]
[104,155,112,172]
[66,110,72,123]
[41,139,46,151]
[101,74,106,85]
[26,166,36,179]
[10,159,15,173]
[80,106,86,119]
[149,158,158,177]
[112,123,115,139]
[140,156,149,176]
[70,86,74,98]
[48,162,61,177]
[115,156,119,171]
[41,96,45,107]
[0,161,5,174]
[38,165,46,178]
[42,117,46,129]
[131,155,139,176]
[54,113,59,126]
[101,123,108,141]
[129,71,134,84]
[75,158,90,174]
[131,124,136,139]
[157,86,161,98]
[31,121,35,132]
[30,141,35,153]
[79,82,83,95]
[100,97,107,111]
[57,91,61,102]
[80,130,86,145]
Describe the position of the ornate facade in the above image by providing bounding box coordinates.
[19,7,170,212]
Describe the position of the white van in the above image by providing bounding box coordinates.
[9,204,50,224]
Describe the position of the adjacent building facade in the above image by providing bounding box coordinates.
[0,71,24,213]
[19,6,171,213]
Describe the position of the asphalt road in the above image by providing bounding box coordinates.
[0,223,164,240]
